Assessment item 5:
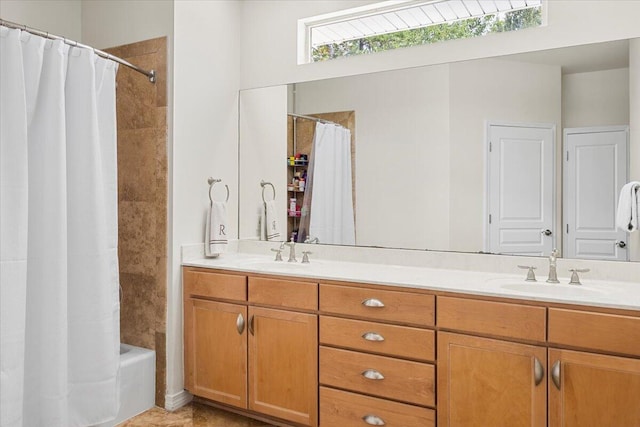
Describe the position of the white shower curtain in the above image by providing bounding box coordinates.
[308,122,355,245]
[0,27,120,427]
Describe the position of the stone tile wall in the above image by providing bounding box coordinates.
[106,37,168,407]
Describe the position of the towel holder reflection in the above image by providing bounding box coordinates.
[208,177,229,203]
[261,180,276,203]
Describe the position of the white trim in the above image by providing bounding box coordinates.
[484,121,557,254]
[164,390,193,411]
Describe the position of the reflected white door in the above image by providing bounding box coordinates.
[486,123,555,256]
[564,126,629,261]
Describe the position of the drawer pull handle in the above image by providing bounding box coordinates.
[362,415,385,425]
[551,360,561,390]
[236,313,245,335]
[362,332,385,342]
[362,369,385,380]
[362,298,385,308]
[533,356,544,386]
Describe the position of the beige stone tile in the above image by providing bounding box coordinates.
[118,200,157,275]
[155,331,167,408]
[118,128,158,202]
[119,273,156,350]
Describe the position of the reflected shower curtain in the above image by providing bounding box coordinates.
[0,27,120,426]
[300,122,355,245]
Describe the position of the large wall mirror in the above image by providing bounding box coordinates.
[239,38,639,262]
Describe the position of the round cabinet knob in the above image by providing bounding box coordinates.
[616,240,627,248]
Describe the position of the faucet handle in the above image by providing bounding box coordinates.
[270,247,283,262]
[568,268,590,285]
[302,251,312,264]
[517,265,537,282]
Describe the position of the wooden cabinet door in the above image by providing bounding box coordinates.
[184,298,247,408]
[549,348,640,426]
[248,307,318,427]
[438,332,546,427]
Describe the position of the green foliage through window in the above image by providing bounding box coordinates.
[312,7,542,62]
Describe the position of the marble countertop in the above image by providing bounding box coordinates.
[182,247,640,312]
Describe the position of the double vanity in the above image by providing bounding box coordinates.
[182,242,640,426]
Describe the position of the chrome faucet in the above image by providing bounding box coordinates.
[546,248,559,283]
[568,268,590,285]
[270,242,285,261]
[518,265,537,281]
[285,239,297,262]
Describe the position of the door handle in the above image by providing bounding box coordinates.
[551,360,561,390]
[616,240,627,248]
[236,313,245,335]
[248,315,255,335]
[533,356,544,386]
[541,229,552,236]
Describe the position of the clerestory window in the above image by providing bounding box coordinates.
[299,0,544,63]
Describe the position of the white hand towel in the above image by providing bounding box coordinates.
[616,181,640,232]
[205,201,228,256]
[264,200,281,241]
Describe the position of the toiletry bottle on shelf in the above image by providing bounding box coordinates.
[289,198,297,213]
[299,178,305,192]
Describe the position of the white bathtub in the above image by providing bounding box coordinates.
[97,344,156,427]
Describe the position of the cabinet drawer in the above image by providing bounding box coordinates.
[437,296,546,342]
[320,387,435,427]
[319,284,434,326]
[549,308,640,357]
[320,316,434,362]
[320,347,435,407]
[183,268,246,301]
[249,277,318,310]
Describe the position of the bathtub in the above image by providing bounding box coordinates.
[97,344,156,427]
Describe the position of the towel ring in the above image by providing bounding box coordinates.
[208,177,229,203]
[260,180,276,203]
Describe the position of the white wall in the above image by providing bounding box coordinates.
[238,86,288,240]
[294,66,451,250]
[0,0,81,40]
[239,1,640,89]
[169,0,242,403]
[81,0,173,49]
[563,68,630,129]
[449,58,562,252]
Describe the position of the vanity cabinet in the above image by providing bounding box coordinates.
[437,296,548,427]
[437,296,640,427]
[183,268,318,427]
[183,270,247,407]
[438,332,547,427]
[547,308,640,427]
[184,265,640,427]
[319,284,436,427]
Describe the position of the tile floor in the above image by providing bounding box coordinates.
[118,402,276,427]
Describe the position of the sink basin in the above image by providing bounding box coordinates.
[499,282,606,298]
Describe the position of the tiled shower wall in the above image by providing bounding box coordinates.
[107,37,168,407]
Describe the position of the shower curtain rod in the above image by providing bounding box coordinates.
[288,113,340,126]
[0,18,156,83]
